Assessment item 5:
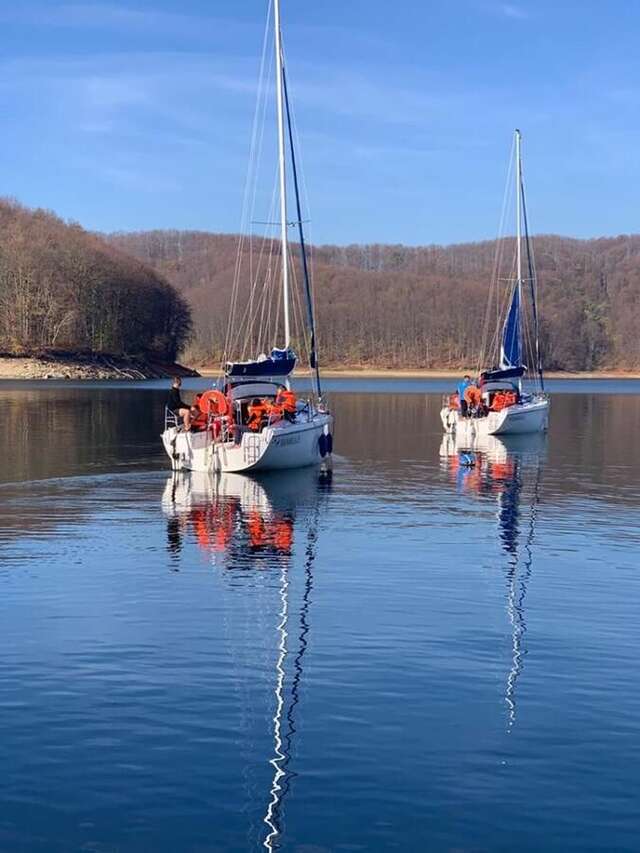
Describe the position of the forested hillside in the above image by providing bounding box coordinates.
[108,229,640,371]
[0,200,191,361]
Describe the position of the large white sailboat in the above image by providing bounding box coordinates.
[441,130,550,438]
[161,0,333,474]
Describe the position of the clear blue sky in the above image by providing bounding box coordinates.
[1,1,638,245]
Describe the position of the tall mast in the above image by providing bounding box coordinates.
[274,0,290,347]
[515,128,522,297]
[515,128,523,391]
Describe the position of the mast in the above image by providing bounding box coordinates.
[274,0,290,348]
[515,128,523,392]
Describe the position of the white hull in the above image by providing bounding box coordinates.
[162,413,333,474]
[441,398,549,437]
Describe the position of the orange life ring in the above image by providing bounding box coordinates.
[197,390,230,418]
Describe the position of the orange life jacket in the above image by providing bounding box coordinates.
[276,389,297,414]
[491,392,506,412]
[247,400,268,431]
[464,385,482,407]
[449,393,460,410]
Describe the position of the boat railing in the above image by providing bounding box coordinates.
[442,393,457,409]
[206,412,234,444]
[164,406,180,430]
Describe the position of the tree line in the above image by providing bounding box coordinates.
[0,200,191,361]
[108,228,640,372]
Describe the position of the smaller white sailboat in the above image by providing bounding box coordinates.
[441,129,550,437]
[161,0,332,474]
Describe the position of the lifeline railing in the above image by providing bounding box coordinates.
[164,406,179,430]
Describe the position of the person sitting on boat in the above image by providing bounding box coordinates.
[458,374,472,417]
[247,398,269,432]
[491,391,507,412]
[275,385,297,422]
[167,376,195,431]
[463,382,482,417]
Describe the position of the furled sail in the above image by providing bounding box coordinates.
[500,285,522,370]
[225,347,296,378]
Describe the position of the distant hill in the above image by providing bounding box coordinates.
[108,229,640,371]
[0,200,191,362]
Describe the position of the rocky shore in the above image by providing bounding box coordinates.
[0,351,199,380]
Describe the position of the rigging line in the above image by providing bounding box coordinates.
[245,179,279,357]
[247,79,272,352]
[282,61,322,397]
[479,134,515,373]
[281,49,321,394]
[520,172,544,390]
[263,556,289,851]
[225,0,273,368]
[255,172,281,356]
[232,165,279,360]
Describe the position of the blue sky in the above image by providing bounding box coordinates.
[0,0,638,245]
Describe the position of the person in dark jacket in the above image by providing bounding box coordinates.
[167,376,193,431]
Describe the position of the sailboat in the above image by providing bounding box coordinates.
[441,129,550,437]
[161,0,333,474]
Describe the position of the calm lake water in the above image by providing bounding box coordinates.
[1,378,639,852]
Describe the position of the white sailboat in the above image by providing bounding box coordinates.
[441,129,550,437]
[161,0,333,474]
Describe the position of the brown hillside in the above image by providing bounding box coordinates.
[107,230,640,371]
[0,200,191,361]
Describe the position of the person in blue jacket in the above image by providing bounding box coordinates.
[458,374,471,418]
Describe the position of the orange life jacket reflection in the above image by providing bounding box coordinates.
[273,517,294,553]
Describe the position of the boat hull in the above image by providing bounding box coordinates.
[162,413,333,474]
[440,398,549,437]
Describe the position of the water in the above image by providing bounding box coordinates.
[1,378,639,852]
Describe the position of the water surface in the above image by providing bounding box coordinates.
[0,378,639,852]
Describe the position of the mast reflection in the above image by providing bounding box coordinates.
[162,467,332,849]
[440,432,545,729]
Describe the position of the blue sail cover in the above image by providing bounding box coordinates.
[500,285,522,370]
[225,347,296,378]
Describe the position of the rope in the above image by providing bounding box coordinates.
[224,0,273,370]
[478,134,516,374]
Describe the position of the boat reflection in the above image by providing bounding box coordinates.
[162,467,332,849]
[440,432,546,729]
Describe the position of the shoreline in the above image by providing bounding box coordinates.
[197,366,640,381]
[0,353,199,381]
[1,355,639,382]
